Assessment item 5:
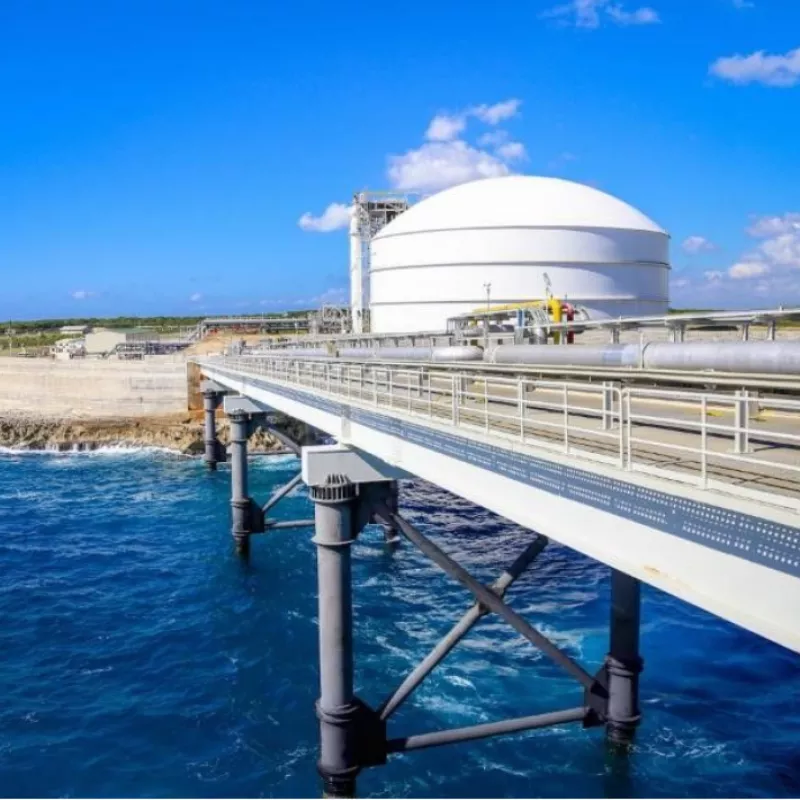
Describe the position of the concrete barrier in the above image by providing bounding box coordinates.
[0,357,188,418]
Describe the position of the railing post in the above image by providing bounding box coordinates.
[518,379,525,441]
[734,390,749,454]
[701,395,708,487]
[452,374,459,426]
[605,570,643,748]
[624,392,632,470]
[602,382,613,432]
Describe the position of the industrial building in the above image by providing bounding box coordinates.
[84,329,149,356]
[352,175,670,335]
[60,324,91,335]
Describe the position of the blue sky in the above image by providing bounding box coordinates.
[1,0,799,320]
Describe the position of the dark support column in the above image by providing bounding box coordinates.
[605,569,643,747]
[203,389,222,470]
[382,481,400,548]
[229,411,251,557]
[311,476,359,798]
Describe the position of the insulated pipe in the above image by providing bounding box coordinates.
[253,348,330,359]
[337,346,484,362]
[487,344,640,368]
[486,341,800,375]
[642,341,800,374]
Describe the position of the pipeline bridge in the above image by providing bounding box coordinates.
[194,350,800,797]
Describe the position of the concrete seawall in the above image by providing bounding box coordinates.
[0,357,188,418]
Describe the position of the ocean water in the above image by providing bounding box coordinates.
[0,449,799,799]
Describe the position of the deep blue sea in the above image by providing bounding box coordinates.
[1,449,799,798]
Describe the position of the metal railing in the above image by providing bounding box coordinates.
[198,355,800,511]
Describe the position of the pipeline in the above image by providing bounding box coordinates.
[256,346,484,363]
[252,348,331,359]
[254,341,800,375]
[486,341,800,375]
[338,346,484,363]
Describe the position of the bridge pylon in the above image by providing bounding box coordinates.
[303,444,642,797]
[201,380,227,470]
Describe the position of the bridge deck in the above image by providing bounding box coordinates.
[197,355,800,654]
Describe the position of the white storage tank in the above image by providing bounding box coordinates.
[368,175,670,334]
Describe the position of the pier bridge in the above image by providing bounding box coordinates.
[193,352,800,797]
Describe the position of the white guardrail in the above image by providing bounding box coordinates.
[204,356,800,511]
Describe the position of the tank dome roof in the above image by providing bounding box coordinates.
[373,175,667,238]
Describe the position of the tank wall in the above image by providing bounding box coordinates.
[371,228,668,268]
[369,226,670,334]
[370,264,668,306]
[370,298,669,335]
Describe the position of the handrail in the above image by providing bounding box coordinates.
[196,355,800,512]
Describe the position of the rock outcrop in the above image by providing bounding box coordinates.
[0,411,313,454]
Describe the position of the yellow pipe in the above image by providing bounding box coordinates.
[548,298,562,343]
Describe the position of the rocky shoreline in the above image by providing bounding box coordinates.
[0,411,311,455]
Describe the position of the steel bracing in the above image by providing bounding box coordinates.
[303,463,642,797]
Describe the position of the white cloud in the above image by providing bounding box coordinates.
[745,213,800,270]
[496,141,528,161]
[297,202,352,233]
[477,130,509,147]
[302,99,526,222]
[746,213,800,238]
[542,0,603,27]
[426,113,466,142]
[699,212,800,299]
[470,99,522,125]
[70,290,95,300]
[729,261,770,279]
[670,277,691,290]
[682,235,716,254]
[387,140,511,193]
[476,129,527,161]
[387,100,528,191]
[189,292,202,302]
[314,287,348,305]
[541,0,659,28]
[605,3,660,24]
[426,98,520,143]
[710,47,800,87]
[760,233,800,267]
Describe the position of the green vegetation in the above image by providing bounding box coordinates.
[1,311,320,352]
[4,311,315,335]
[4,316,205,334]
